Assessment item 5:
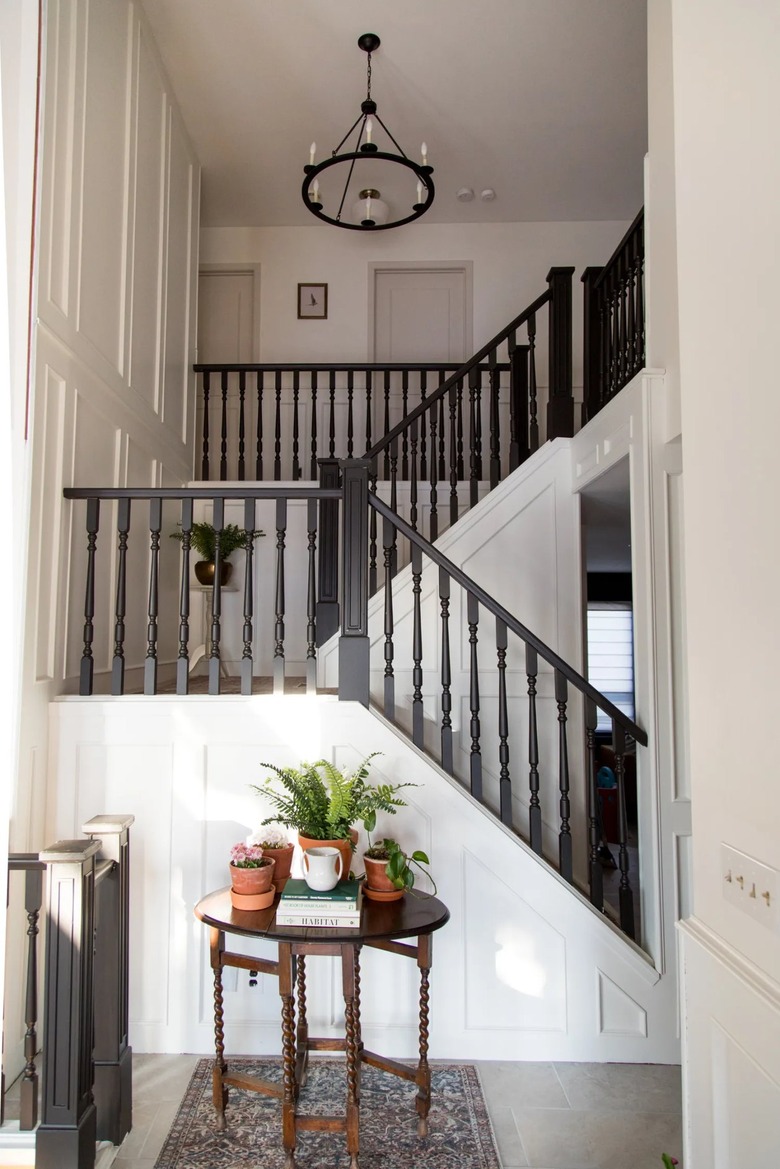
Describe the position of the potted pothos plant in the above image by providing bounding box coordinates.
[362,818,436,902]
[170,521,264,586]
[229,842,276,910]
[252,754,413,879]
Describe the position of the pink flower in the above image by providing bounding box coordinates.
[230,841,267,867]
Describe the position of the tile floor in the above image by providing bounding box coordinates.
[88,1052,682,1169]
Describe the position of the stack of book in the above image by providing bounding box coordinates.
[274,878,362,927]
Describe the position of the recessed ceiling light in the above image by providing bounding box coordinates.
[456,187,474,202]
[481,188,496,202]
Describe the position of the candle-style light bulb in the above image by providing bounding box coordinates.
[309,142,316,165]
[366,193,372,220]
[421,142,428,166]
[416,180,424,204]
[310,179,321,205]
[366,118,373,144]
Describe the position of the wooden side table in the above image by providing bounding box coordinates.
[194,887,450,1169]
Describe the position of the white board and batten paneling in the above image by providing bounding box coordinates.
[29,0,201,702]
[50,695,679,1063]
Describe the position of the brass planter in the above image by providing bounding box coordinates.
[194,560,233,587]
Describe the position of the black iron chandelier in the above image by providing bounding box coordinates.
[302,33,434,231]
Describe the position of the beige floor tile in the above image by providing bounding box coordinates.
[513,1107,683,1169]
[478,1061,569,1110]
[553,1062,682,1114]
[488,1104,530,1167]
[131,1054,199,1106]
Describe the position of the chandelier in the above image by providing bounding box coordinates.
[302,34,435,231]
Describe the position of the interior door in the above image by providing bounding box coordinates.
[371,266,470,363]
[197,269,257,479]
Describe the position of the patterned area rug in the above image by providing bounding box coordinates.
[154,1058,500,1168]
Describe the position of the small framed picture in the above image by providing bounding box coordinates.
[297,283,328,320]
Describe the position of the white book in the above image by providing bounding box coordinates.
[275,913,361,928]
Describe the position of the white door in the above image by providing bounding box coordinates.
[371,265,471,362]
[197,269,257,479]
[197,269,256,363]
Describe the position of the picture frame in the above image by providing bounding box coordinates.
[297,283,328,320]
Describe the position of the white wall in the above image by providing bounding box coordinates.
[3,0,200,1084]
[200,220,630,378]
[0,0,39,1069]
[666,0,780,1163]
[49,695,680,1064]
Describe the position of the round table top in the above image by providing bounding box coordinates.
[195,886,450,944]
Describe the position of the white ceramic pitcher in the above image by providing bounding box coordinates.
[302,846,344,891]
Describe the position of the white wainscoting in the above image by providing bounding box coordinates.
[49,696,679,1063]
[679,919,780,1169]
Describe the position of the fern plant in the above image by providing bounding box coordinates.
[252,754,414,842]
[170,522,263,562]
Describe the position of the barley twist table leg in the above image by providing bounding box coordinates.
[210,930,228,1130]
[279,943,297,1168]
[416,933,433,1137]
[343,945,360,1169]
[353,946,363,1100]
[296,955,308,1090]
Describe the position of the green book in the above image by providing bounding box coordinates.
[280,878,361,908]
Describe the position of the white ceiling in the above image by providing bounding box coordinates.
[140,0,647,229]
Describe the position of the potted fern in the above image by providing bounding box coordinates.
[252,755,413,878]
[170,521,264,586]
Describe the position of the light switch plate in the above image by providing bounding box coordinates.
[721,843,778,931]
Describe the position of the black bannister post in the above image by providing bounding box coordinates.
[83,815,134,1146]
[546,266,575,440]
[316,459,340,645]
[339,459,371,705]
[581,266,604,423]
[37,838,100,1169]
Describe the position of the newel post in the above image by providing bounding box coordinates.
[37,838,101,1169]
[317,459,341,645]
[546,266,575,440]
[339,459,370,705]
[83,815,134,1146]
[581,266,604,423]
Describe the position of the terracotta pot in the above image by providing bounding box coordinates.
[194,560,233,587]
[298,828,357,882]
[363,853,404,901]
[261,842,295,891]
[230,858,275,896]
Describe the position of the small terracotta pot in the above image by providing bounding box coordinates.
[261,842,295,891]
[363,853,404,901]
[298,828,357,882]
[230,858,275,896]
[195,560,233,587]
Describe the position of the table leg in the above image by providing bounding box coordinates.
[209,928,228,1130]
[279,943,297,1168]
[342,944,360,1169]
[353,946,363,1101]
[295,955,309,1091]
[415,933,432,1137]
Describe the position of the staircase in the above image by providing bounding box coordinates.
[51,215,677,1074]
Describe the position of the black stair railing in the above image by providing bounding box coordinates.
[581,208,645,421]
[340,461,645,940]
[5,816,133,1168]
[63,484,342,697]
[365,267,574,544]
[193,360,511,484]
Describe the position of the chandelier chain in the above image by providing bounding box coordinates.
[366,53,372,100]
